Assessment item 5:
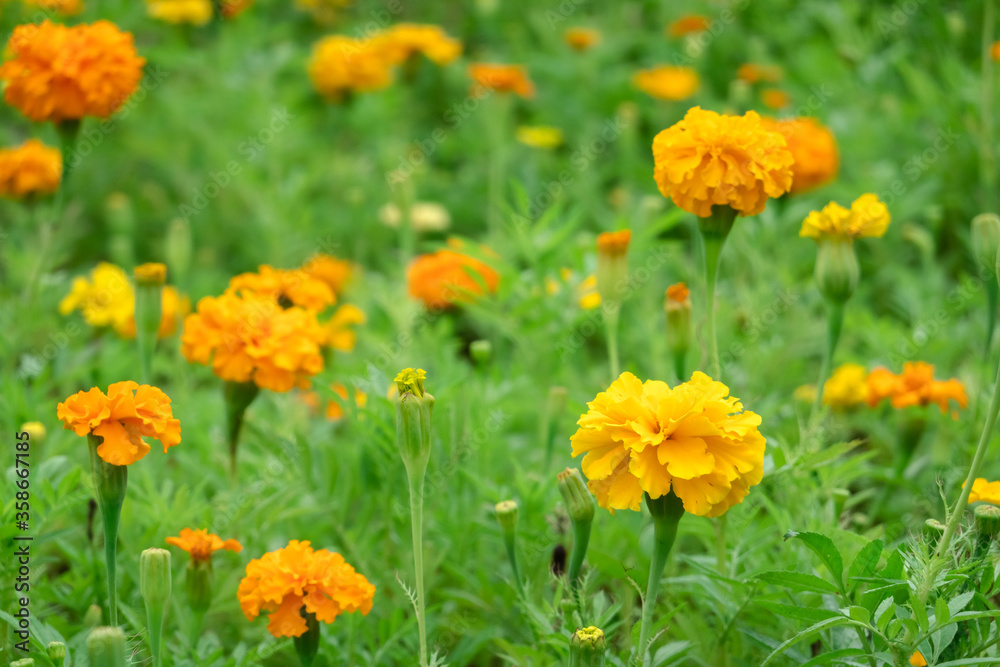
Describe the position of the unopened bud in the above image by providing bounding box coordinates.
[973,213,1000,278]
[495,500,519,537]
[87,627,127,667]
[186,558,214,612]
[570,626,606,666]
[140,547,172,609]
[469,340,492,366]
[48,641,67,661]
[923,519,945,548]
[814,239,859,303]
[976,505,1000,542]
[596,230,631,308]
[558,468,595,524]
[394,368,434,475]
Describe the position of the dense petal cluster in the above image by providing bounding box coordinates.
[652,107,793,217]
[822,363,868,409]
[571,372,766,517]
[966,478,1000,505]
[0,21,145,123]
[666,282,690,303]
[407,247,499,309]
[800,194,890,241]
[57,381,181,466]
[166,528,242,561]
[765,117,839,193]
[866,362,967,414]
[633,66,699,101]
[302,253,354,296]
[378,24,462,65]
[0,139,62,199]
[468,63,535,98]
[229,264,336,312]
[308,36,395,99]
[147,0,213,25]
[237,540,375,638]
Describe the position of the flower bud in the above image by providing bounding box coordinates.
[166,218,192,286]
[596,230,631,309]
[140,547,172,609]
[186,558,214,612]
[20,421,46,444]
[558,468,595,524]
[976,505,1000,545]
[84,603,103,627]
[48,641,67,662]
[570,626,606,666]
[10,659,35,666]
[394,368,435,476]
[973,213,1000,278]
[469,340,492,366]
[87,627,127,667]
[923,518,945,548]
[87,434,127,516]
[664,283,692,377]
[814,239,859,303]
[495,500,519,537]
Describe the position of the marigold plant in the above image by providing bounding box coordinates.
[378,24,462,65]
[302,253,354,295]
[22,0,83,15]
[866,362,968,414]
[766,117,839,193]
[146,0,213,25]
[0,139,62,199]
[966,478,1000,505]
[308,36,394,99]
[468,64,535,98]
[407,247,499,309]
[228,264,336,312]
[633,66,699,101]
[166,529,242,561]
[822,362,868,408]
[564,27,600,50]
[667,15,710,37]
[800,193,891,240]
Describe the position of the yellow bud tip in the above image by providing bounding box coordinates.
[134,262,167,286]
[394,368,427,396]
[571,626,606,649]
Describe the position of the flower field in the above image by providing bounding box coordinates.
[3,0,1000,665]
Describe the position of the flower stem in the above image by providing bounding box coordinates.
[698,207,736,380]
[147,605,164,667]
[937,350,1000,559]
[986,280,998,361]
[810,300,845,421]
[293,611,320,667]
[486,93,511,234]
[715,514,727,575]
[223,381,260,479]
[636,492,684,665]
[605,304,621,379]
[981,0,997,211]
[88,435,126,627]
[407,468,429,667]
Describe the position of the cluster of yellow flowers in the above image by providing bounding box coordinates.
[805,361,968,414]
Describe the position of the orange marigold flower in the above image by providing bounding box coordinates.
[667,15,711,37]
[666,282,690,303]
[0,20,145,123]
[597,230,631,256]
[228,265,336,312]
[181,292,326,392]
[909,652,927,667]
[633,66,699,101]
[800,194,890,241]
[761,88,789,109]
[57,381,181,466]
[468,63,535,98]
[652,107,794,217]
[308,35,394,100]
[407,248,499,309]
[866,362,968,414]
[0,139,62,199]
[571,371,765,516]
[302,254,354,295]
[146,0,213,25]
[166,528,242,561]
[564,27,601,51]
[378,24,462,65]
[765,117,839,194]
[238,540,375,638]
[737,63,782,84]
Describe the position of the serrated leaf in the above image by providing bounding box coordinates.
[757,570,840,594]
[848,538,883,588]
[785,530,845,591]
[755,600,842,623]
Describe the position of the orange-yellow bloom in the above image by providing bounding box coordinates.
[765,117,839,194]
[166,528,242,561]
[468,63,535,98]
[800,194,891,241]
[516,125,563,149]
[0,21,145,123]
[181,292,326,392]
[220,0,253,18]
[666,282,690,303]
[823,363,868,409]
[238,540,375,638]
[146,0,213,25]
[323,303,365,351]
[866,362,968,414]
[667,15,711,37]
[308,36,394,99]
[992,42,1000,61]
[228,265,336,312]
[22,0,84,15]
[909,652,927,667]
[633,66,699,101]
[597,230,631,256]
[652,107,793,217]
[407,248,499,309]
[0,139,61,199]
[564,27,601,50]
[378,24,462,65]
[737,63,782,84]
[302,254,354,296]
[761,88,789,109]
[571,372,765,517]
[57,381,181,466]
[966,478,1000,505]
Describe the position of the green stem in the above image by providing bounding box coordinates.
[810,300,846,420]
[407,469,429,667]
[486,94,512,234]
[672,347,687,384]
[715,514,727,575]
[224,381,260,478]
[292,611,320,667]
[189,609,205,650]
[147,606,164,667]
[986,281,998,361]
[135,282,162,383]
[88,436,126,627]
[698,207,736,380]
[605,304,621,379]
[636,493,684,665]
[567,518,592,618]
[981,0,997,211]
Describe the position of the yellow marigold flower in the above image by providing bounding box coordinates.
[666,282,690,303]
[564,27,600,50]
[378,24,462,65]
[407,247,500,309]
[800,194,891,241]
[571,371,765,517]
[764,117,839,194]
[308,35,394,100]
[737,63,782,83]
[166,528,242,562]
[228,265,336,312]
[633,66,699,101]
[0,21,145,123]
[909,652,927,667]
[516,125,563,149]
[761,88,790,109]
[378,201,451,231]
[395,368,426,396]
[667,15,711,37]
[57,381,181,466]
[59,262,134,332]
[823,363,868,409]
[302,254,354,295]
[468,63,535,98]
[966,478,1000,505]
[238,540,374,638]
[181,292,325,392]
[866,362,968,414]
[146,0,213,25]
[652,107,794,217]
[22,0,84,15]
[324,303,365,351]
[0,139,62,199]
[134,262,167,286]
[302,383,368,421]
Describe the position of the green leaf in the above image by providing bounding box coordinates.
[935,597,950,627]
[785,530,845,591]
[757,570,840,594]
[947,591,975,616]
[911,596,929,632]
[798,648,866,667]
[848,538,883,588]
[761,617,860,666]
[875,598,895,633]
[755,600,843,623]
[848,605,871,624]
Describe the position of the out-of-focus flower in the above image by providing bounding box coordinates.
[633,66,699,101]
[0,21,145,123]
[308,36,394,99]
[0,139,61,199]
[181,292,326,392]
[324,304,365,351]
[666,282,690,303]
[765,117,839,194]
[22,0,83,15]
[57,381,181,466]
[667,15,710,37]
[21,421,46,443]
[166,529,242,562]
[295,0,351,24]
[967,478,1000,505]
[516,125,563,148]
[652,107,793,217]
[761,88,790,109]
[794,384,817,403]
[909,652,927,667]
[800,194,891,241]
[302,254,354,296]
[238,540,374,638]
[219,0,253,18]
[378,24,462,65]
[564,27,600,50]
[407,246,499,309]
[571,371,765,516]
[134,262,167,285]
[378,201,451,232]
[823,363,868,409]
[302,383,368,421]
[737,63,782,83]
[866,362,968,414]
[468,63,535,98]
[578,274,600,309]
[146,0,213,25]
[992,41,1000,61]
[229,265,336,312]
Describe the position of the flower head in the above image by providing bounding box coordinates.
[468,63,535,98]
[652,107,793,217]
[228,265,336,312]
[308,36,394,99]
[134,262,167,286]
[378,24,462,65]
[571,371,765,517]
[238,540,375,638]
[666,282,690,303]
[166,528,242,562]
[564,27,600,50]
[823,363,868,409]
[800,194,890,241]
[765,117,839,194]
[0,20,145,123]
[407,247,499,309]
[146,0,213,25]
[966,478,1000,505]
[667,15,711,37]
[866,362,968,414]
[57,381,181,466]
[181,292,326,392]
[395,368,426,396]
[516,125,564,149]
[0,139,61,199]
[302,254,354,295]
[909,652,927,667]
[633,66,699,101]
